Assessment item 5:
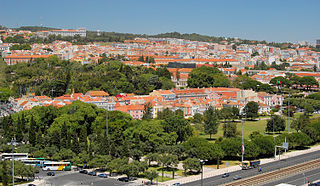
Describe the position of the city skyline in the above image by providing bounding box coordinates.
[1,0,320,43]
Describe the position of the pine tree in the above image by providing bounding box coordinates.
[60,122,68,149]
[72,133,80,154]
[36,129,43,147]
[16,116,23,142]
[29,115,36,146]
[79,125,88,152]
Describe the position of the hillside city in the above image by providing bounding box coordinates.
[1,25,320,186]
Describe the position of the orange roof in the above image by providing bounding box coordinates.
[4,55,52,59]
[86,91,109,97]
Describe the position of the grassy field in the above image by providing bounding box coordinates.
[197,119,268,140]
[196,112,320,141]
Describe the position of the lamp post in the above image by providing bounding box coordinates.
[200,159,208,186]
[7,138,17,186]
[241,112,245,163]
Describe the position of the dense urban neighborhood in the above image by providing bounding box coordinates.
[1,24,320,186]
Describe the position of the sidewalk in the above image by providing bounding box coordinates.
[163,145,320,186]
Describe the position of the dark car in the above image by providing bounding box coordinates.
[233,175,242,180]
[118,177,129,182]
[28,184,36,186]
[79,170,88,174]
[222,173,230,178]
[171,183,181,186]
[88,171,97,176]
[47,172,55,176]
[98,173,108,178]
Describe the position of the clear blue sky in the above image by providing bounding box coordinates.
[1,0,320,42]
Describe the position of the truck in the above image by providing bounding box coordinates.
[241,160,260,170]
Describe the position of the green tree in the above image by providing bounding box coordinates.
[223,123,238,138]
[266,115,285,133]
[29,115,36,146]
[187,66,230,88]
[145,170,158,184]
[182,158,201,174]
[163,115,193,144]
[1,160,9,186]
[142,102,153,120]
[192,113,203,124]
[244,101,259,120]
[203,106,219,139]
[292,114,310,132]
[156,108,174,120]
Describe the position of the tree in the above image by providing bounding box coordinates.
[145,153,160,166]
[29,115,36,146]
[203,106,219,139]
[163,115,193,144]
[142,102,153,120]
[159,154,179,179]
[183,158,201,174]
[223,123,238,138]
[266,115,285,133]
[244,101,259,120]
[145,170,158,184]
[187,66,230,88]
[251,135,274,157]
[210,143,225,169]
[193,113,203,124]
[292,113,310,132]
[156,108,174,120]
[1,160,9,186]
[138,55,144,62]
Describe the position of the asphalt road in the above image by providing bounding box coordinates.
[183,150,320,186]
[263,167,320,186]
[44,172,127,186]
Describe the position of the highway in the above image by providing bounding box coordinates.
[183,150,320,186]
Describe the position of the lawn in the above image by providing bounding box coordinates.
[197,119,268,140]
[196,112,320,141]
[205,160,241,169]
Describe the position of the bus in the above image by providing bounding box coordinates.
[42,161,71,171]
[1,153,28,160]
[20,158,45,167]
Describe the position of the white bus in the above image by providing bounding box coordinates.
[42,161,71,171]
[1,153,28,160]
[20,158,44,167]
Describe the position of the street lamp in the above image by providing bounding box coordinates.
[241,112,246,163]
[7,138,17,186]
[199,159,208,186]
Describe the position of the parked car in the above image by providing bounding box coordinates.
[171,183,181,186]
[233,175,242,180]
[98,173,108,178]
[79,170,88,174]
[222,173,229,178]
[47,172,55,176]
[28,184,36,186]
[88,171,97,176]
[118,177,129,182]
[129,177,137,181]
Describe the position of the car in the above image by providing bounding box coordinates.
[233,175,242,180]
[222,173,230,178]
[118,177,129,182]
[47,172,55,176]
[79,170,88,174]
[28,184,36,186]
[171,183,181,186]
[88,171,97,176]
[98,173,108,178]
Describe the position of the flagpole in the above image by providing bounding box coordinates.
[241,113,244,163]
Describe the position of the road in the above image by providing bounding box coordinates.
[43,172,127,186]
[263,167,320,186]
[183,150,320,186]
[32,170,129,186]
